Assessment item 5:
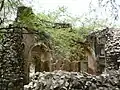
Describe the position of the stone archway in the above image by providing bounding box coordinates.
[28,43,52,79]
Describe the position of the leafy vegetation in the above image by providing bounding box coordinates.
[0,0,117,61]
[17,6,109,61]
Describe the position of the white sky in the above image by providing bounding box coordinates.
[23,0,120,27]
[24,0,93,16]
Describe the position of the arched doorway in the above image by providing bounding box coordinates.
[28,43,51,79]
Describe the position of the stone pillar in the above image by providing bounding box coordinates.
[0,26,24,90]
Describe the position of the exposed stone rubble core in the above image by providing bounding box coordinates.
[0,27,24,90]
[105,28,120,69]
[24,70,120,90]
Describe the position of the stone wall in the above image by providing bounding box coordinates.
[86,28,120,74]
[23,35,52,83]
[51,59,88,72]
[24,70,120,90]
[0,26,24,90]
[22,29,36,84]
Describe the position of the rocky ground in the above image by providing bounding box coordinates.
[24,70,120,90]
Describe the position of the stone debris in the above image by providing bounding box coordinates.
[24,70,120,90]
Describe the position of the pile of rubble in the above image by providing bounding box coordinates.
[24,70,120,90]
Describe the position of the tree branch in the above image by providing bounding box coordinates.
[0,0,4,12]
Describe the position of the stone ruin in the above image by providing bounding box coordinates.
[17,6,90,84]
[24,27,120,90]
[1,6,120,90]
[0,6,90,90]
[86,27,120,74]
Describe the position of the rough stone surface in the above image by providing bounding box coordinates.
[87,28,120,72]
[24,70,120,90]
[105,28,120,69]
[0,26,24,90]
